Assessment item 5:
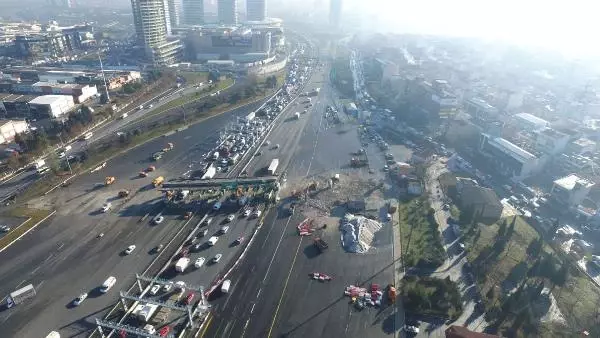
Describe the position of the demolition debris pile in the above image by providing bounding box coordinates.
[340,213,383,253]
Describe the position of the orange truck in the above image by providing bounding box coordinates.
[105,176,116,185]
[152,176,164,187]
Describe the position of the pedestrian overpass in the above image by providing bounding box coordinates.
[162,176,279,192]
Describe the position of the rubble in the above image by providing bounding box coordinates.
[340,213,383,253]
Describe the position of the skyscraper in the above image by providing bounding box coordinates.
[329,0,342,28]
[218,0,238,25]
[131,0,181,65]
[168,0,183,28]
[246,0,267,21]
[182,0,204,25]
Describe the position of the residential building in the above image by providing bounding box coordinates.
[375,58,399,84]
[28,95,75,118]
[0,120,29,144]
[551,174,595,207]
[0,94,36,118]
[464,97,498,119]
[535,128,570,156]
[131,0,182,65]
[479,133,540,181]
[513,113,550,131]
[218,0,238,25]
[569,137,596,155]
[182,0,203,26]
[246,0,267,21]
[329,0,342,27]
[410,79,459,120]
[557,154,594,174]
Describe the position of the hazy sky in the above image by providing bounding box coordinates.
[336,0,597,57]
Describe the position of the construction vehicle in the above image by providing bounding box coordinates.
[314,237,328,253]
[118,190,130,198]
[350,153,368,167]
[105,176,115,185]
[163,143,174,152]
[152,176,164,187]
[387,284,397,304]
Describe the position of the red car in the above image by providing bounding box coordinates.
[184,292,195,305]
[158,326,170,337]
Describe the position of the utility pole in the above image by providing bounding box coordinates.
[98,50,110,103]
[58,133,73,175]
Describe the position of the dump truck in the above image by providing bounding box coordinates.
[163,143,174,152]
[152,176,164,187]
[175,257,190,272]
[105,176,116,185]
[314,237,328,253]
[118,190,130,198]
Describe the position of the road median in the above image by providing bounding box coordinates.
[0,208,55,253]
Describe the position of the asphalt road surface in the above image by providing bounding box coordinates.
[0,99,267,338]
[204,67,401,338]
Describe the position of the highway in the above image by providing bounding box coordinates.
[0,79,238,204]
[0,99,267,338]
[204,63,400,338]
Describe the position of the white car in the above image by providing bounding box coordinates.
[124,245,136,255]
[73,292,88,306]
[101,203,112,213]
[243,209,252,217]
[194,257,206,268]
[213,254,223,263]
[153,215,164,224]
[226,214,235,222]
[220,226,230,234]
[208,236,218,246]
[162,282,173,292]
[150,285,160,295]
[251,209,262,218]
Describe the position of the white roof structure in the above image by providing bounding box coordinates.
[514,113,550,129]
[28,95,70,105]
[553,174,594,191]
[487,136,537,162]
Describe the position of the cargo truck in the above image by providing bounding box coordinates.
[175,257,190,272]
[268,158,279,175]
[6,284,36,308]
[152,176,164,187]
[201,165,216,180]
[136,303,159,322]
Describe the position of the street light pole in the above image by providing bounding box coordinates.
[58,133,72,175]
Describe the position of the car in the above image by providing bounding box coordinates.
[255,151,262,156]
[274,144,280,149]
[158,326,170,337]
[194,257,206,268]
[208,236,218,246]
[124,245,136,255]
[251,209,262,218]
[101,203,112,212]
[403,325,419,334]
[213,254,223,263]
[184,292,195,305]
[153,215,164,224]
[154,244,164,253]
[162,282,173,292]
[243,209,252,217]
[213,201,222,211]
[0,225,10,232]
[235,236,244,245]
[150,285,160,295]
[193,243,203,251]
[220,225,230,234]
[202,218,213,226]
[226,214,235,222]
[199,229,209,237]
[73,292,88,306]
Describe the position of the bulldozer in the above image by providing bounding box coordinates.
[105,176,116,185]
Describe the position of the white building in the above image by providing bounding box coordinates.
[479,133,540,181]
[551,174,595,207]
[28,95,75,118]
[0,120,29,144]
[535,128,570,156]
[513,113,550,131]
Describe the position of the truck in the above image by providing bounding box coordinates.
[314,237,328,253]
[136,303,159,322]
[294,112,300,119]
[105,176,116,185]
[201,165,216,180]
[6,284,36,308]
[175,257,190,272]
[268,158,279,175]
[152,176,164,187]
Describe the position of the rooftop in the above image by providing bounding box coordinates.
[553,174,595,191]
[28,95,71,105]
[486,134,537,162]
[466,97,496,111]
[514,112,549,127]
[0,93,38,103]
[32,82,87,89]
[538,127,568,139]
[573,137,596,148]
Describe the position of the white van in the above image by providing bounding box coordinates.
[100,276,116,293]
[82,132,93,140]
[120,113,128,119]
[208,236,218,246]
[221,280,231,293]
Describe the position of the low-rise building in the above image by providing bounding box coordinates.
[569,137,596,155]
[464,97,498,119]
[0,119,29,144]
[0,94,36,118]
[513,113,550,131]
[30,82,98,103]
[551,174,595,207]
[28,95,75,119]
[479,133,541,181]
[535,128,570,156]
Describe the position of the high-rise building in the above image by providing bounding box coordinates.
[182,0,204,25]
[218,0,238,25]
[167,0,183,28]
[131,0,181,65]
[246,0,267,21]
[329,0,342,27]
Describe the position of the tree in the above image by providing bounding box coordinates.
[526,237,543,258]
[507,216,517,236]
[497,221,507,237]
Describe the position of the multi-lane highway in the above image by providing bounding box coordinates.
[0,99,267,338]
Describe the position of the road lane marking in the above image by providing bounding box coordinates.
[256,288,262,298]
[240,319,251,338]
[250,303,256,314]
[198,313,213,338]
[267,236,303,338]
[262,217,292,283]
